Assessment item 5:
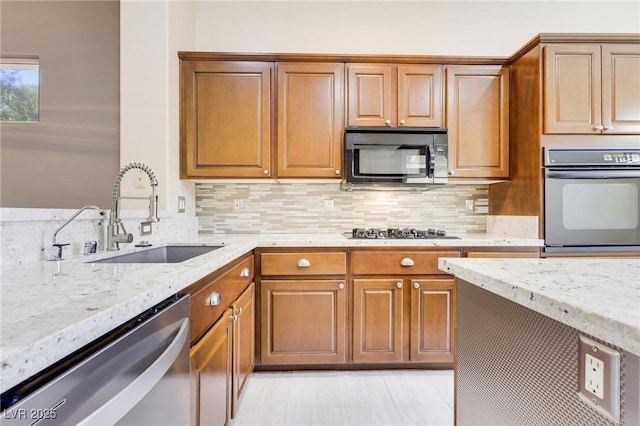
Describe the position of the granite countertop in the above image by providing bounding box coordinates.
[0,233,541,393]
[438,257,640,356]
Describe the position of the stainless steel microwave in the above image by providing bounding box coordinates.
[344,127,448,187]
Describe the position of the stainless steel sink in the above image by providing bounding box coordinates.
[90,245,223,264]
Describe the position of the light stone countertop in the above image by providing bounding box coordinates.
[438,257,640,356]
[0,233,542,393]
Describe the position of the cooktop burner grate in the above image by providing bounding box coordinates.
[347,228,460,239]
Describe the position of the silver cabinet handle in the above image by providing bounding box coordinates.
[297,258,311,268]
[413,282,420,289]
[399,119,406,126]
[229,314,237,321]
[385,119,391,126]
[400,257,415,267]
[235,307,243,314]
[594,125,604,132]
[240,267,250,277]
[77,318,189,425]
[604,125,613,131]
[396,282,403,289]
[338,283,345,290]
[206,291,222,306]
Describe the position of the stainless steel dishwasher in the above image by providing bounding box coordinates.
[0,295,190,425]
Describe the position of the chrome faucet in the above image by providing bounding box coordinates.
[107,162,159,251]
[49,205,105,260]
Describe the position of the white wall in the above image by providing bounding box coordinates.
[120,0,640,216]
[120,0,196,214]
[194,1,640,55]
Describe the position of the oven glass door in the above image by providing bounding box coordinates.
[545,172,640,247]
[353,145,428,180]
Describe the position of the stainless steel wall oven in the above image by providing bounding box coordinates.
[543,147,640,253]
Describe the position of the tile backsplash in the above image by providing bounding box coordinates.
[196,182,489,235]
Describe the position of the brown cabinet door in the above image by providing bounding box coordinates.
[277,63,344,177]
[601,44,640,134]
[353,278,404,363]
[347,64,395,126]
[446,66,510,178]
[410,278,455,363]
[544,44,602,134]
[397,65,443,127]
[261,279,347,364]
[447,66,509,178]
[191,309,233,426]
[181,61,272,178]
[231,283,255,419]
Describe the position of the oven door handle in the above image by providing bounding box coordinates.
[546,169,640,179]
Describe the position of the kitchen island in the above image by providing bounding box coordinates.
[439,258,640,426]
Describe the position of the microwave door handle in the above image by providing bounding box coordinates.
[427,145,435,178]
[546,170,640,179]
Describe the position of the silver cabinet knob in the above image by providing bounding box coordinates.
[604,125,613,131]
[399,119,406,126]
[449,170,455,175]
[229,314,237,321]
[385,119,391,126]
[400,257,415,267]
[235,307,243,314]
[338,283,345,290]
[594,125,604,132]
[263,169,269,175]
[413,282,420,289]
[240,267,250,277]
[206,291,221,306]
[335,169,340,175]
[297,258,311,268]
[396,282,403,289]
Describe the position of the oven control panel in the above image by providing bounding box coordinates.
[545,148,640,166]
[603,153,640,163]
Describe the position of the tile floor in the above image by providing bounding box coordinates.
[232,369,454,426]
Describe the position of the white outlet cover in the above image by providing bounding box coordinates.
[577,335,620,423]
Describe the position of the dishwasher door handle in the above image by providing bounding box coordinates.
[76,317,190,426]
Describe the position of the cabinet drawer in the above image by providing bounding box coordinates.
[352,251,459,275]
[260,252,346,276]
[190,256,254,343]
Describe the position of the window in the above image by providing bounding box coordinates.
[1,58,39,122]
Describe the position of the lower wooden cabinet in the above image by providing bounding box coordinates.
[410,278,455,363]
[353,279,404,363]
[231,283,255,419]
[191,309,233,426]
[351,250,459,366]
[184,255,255,426]
[257,248,458,368]
[260,279,347,365]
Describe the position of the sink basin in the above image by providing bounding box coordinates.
[90,245,223,264]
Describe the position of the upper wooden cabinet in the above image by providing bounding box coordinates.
[347,64,443,127]
[277,63,344,177]
[544,43,640,135]
[180,61,273,178]
[446,66,510,178]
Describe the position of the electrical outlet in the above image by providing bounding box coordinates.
[324,199,335,213]
[585,353,604,398]
[233,199,243,212]
[578,335,620,422]
[465,199,475,213]
[135,170,147,188]
[178,196,186,213]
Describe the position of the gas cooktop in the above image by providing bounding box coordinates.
[346,228,460,239]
